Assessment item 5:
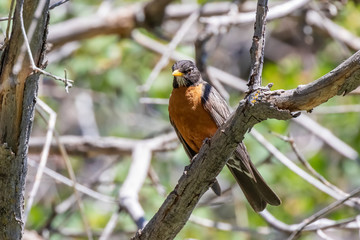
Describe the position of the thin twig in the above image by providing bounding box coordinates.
[250,129,360,209]
[54,130,94,240]
[16,0,73,92]
[0,17,11,22]
[306,9,360,51]
[99,210,121,240]
[148,166,166,197]
[139,97,169,105]
[288,187,360,240]
[189,215,270,235]
[55,157,117,214]
[289,134,349,196]
[260,210,360,233]
[200,0,311,27]
[271,131,351,198]
[292,115,359,161]
[24,99,57,223]
[5,0,15,43]
[137,10,199,92]
[49,0,71,10]
[27,159,115,203]
[132,29,248,92]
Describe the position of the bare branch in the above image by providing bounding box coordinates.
[49,0,70,10]
[306,9,360,51]
[5,0,15,44]
[247,0,268,92]
[165,2,234,20]
[138,10,199,92]
[132,29,249,92]
[24,99,56,223]
[200,0,311,27]
[48,0,173,49]
[277,132,350,196]
[288,187,360,239]
[15,0,73,91]
[54,132,94,239]
[119,144,152,228]
[251,129,360,208]
[189,215,270,235]
[27,159,115,203]
[292,115,359,161]
[260,210,360,233]
[29,132,178,156]
[99,211,121,240]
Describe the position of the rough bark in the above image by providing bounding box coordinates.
[0,0,49,238]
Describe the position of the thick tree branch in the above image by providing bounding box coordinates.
[132,97,292,240]
[0,0,49,238]
[132,50,360,240]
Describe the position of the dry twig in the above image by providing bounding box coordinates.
[288,187,360,239]
[16,1,73,92]
[251,129,360,208]
[24,99,56,223]
[137,10,199,92]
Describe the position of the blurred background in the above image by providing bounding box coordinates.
[1,0,360,239]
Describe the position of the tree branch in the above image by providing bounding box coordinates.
[48,0,174,48]
[132,95,293,240]
[0,0,49,238]
[247,0,268,92]
[29,133,177,157]
[131,50,360,240]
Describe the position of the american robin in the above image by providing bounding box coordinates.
[168,60,281,212]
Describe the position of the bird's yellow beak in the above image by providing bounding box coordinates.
[172,69,184,77]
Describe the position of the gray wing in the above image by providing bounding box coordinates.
[200,82,231,127]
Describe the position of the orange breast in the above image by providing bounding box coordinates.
[168,84,218,152]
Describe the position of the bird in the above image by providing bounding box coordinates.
[168,60,281,212]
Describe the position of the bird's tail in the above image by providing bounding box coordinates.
[211,179,221,196]
[227,144,281,212]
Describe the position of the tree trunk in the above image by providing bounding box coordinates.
[0,0,49,238]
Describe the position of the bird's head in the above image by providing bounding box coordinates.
[171,60,201,88]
